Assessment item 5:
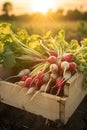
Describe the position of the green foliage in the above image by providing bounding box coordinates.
[3,45,16,67]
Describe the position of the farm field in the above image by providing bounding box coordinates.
[1,20,87,42]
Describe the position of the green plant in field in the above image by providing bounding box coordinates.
[78,21,87,36]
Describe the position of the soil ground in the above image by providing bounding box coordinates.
[0,95,87,130]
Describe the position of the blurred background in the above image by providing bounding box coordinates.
[0,0,87,42]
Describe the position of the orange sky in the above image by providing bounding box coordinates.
[0,0,87,15]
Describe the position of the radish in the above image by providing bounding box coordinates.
[30,83,47,101]
[50,50,58,57]
[45,72,58,93]
[26,87,36,95]
[63,71,71,80]
[26,72,44,94]
[24,77,33,87]
[29,71,44,88]
[46,56,57,64]
[27,76,45,95]
[62,53,74,62]
[44,79,52,93]
[43,72,50,82]
[69,62,77,72]
[5,69,30,81]
[18,69,30,77]
[21,75,28,81]
[49,64,58,73]
[35,71,44,79]
[56,77,65,96]
[61,61,69,74]
[50,73,58,80]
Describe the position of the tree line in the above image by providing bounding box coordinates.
[1,2,87,21]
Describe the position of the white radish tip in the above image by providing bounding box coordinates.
[43,72,50,82]
[50,73,58,80]
[61,61,69,70]
[63,71,71,80]
[50,64,58,72]
[26,87,35,95]
[18,69,30,77]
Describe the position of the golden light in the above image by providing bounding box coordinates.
[30,0,55,14]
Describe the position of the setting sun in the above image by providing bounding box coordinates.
[30,0,56,14]
[0,0,87,15]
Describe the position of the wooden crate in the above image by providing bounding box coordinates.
[0,65,87,124]
[0,64,18,80]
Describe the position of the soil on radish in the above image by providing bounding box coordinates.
[0,95,87,130]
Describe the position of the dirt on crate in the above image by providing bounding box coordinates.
[0,95,87,130]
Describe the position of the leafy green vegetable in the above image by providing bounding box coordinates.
[3,45,16,67]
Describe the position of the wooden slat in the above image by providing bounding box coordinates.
[62,73,87,123]
[0,64,17,80]
[0,81,67,121]
[0,66,86,123]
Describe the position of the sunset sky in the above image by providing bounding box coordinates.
[0,0,87,15]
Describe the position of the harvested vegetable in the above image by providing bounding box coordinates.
[44,72,58,93]
[49,64,58,73]
[49,50,58,57]
[61,61,70,75]
[63,71,72,80]
[0,23,86,99]
[21,75,28,81]
[56,77,65,96]
[46,56,57,64]
[62,53,74,62]
[24,77,33,87]
[5,69,30,81]
[69,62,77,72]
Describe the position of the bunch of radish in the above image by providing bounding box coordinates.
[17,52,78,97]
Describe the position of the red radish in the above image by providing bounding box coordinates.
[62,53,74,62]
[24,77,33,87]
[56,77,65,96]
[21,75,28,81]
[56,77,65,88]
[30,83,47,101]
[50,50,58,57]
[27,77,44,95]
[49,64,58,73]
[30,71,44,88]
[46,56,57,64]
[35,78,44,89]
[35,71,44,79]
[69,62,77,72]
[61,61,69,73]
[26,72,44,93]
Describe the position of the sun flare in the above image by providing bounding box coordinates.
[30,0,55,14]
